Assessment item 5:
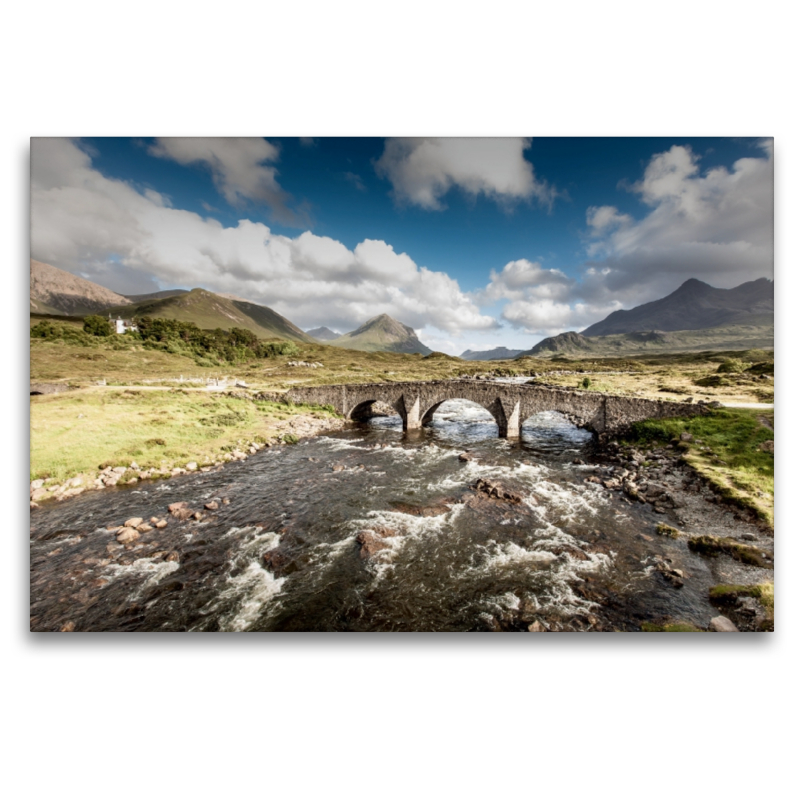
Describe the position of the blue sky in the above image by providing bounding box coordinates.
[31,136,773,354]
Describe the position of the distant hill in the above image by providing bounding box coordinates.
[328,314,432,354]
[125,289,189,303]
[582,277,774,336]
[517,324,774,358]
[30,259,132,315]
[460,347,523,361]
[307,326,341,341]
[106,288,315,342]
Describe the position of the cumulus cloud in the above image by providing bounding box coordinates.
[487,143,774,337]
[478,258,621,337]
[31,138,496,337]
[581,142,774,303]
[148,137,303,225]
[374,137,557,210]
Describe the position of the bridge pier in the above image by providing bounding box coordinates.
[401,394,422,432]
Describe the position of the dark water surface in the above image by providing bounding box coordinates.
[30,400,719,631]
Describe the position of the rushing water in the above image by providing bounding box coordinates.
[30,399,722,632]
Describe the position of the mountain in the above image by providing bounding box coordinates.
[582,278,774,336]
[30,259,132,315]
[307,326,341,341]
[105,288,315,342]
[328,314,432,354]
[460,347,523,361]
[517,324,773,358]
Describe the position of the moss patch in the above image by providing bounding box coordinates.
[688,535,769,567]
[655,523,682,538]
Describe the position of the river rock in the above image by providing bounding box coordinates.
[136,523,152,533]
[155,519,168,529]
[31,488,48,502]
[60,621,76,632]
[528,621,546,632]
[186,462,198,471]
[165,551,180,562]
[222,497,231,505]
[458,452,477,462]
[710,615,739,632]
[124,517,143,528]
[204,500,219,510]
[356,527,396,558]
[116,527,140,544]
[168,502,188,512]
[471,479,523,504]
[30,479,44,491]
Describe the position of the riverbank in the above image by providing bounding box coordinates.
[30,386,345,505]
[585,437,774,631]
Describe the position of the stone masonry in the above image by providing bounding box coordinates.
[285,379,708,438]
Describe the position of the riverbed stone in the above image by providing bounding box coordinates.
[116,527,140,544]
[136,523,153,533]
[155,519,168,529]
[168,502,188,512]
[710,615,739,632]
[124,517,143,528]
[30,479,44,491]
[204,500,219,511]
[472,479,523,504]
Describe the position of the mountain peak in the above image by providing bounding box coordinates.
[329,314,431,354]
[582,277,773,337]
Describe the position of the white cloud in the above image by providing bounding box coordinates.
[374,137,557,210]
[148,137,301,224]
[481,259,574,304]
[581,142,774,303]
[31,138,497,338]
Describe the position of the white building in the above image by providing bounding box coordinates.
[109,316,138,334]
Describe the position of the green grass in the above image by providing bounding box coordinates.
[623,408,774,525]
[30,388,338,485]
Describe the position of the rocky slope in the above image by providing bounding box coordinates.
[30,259,132,315]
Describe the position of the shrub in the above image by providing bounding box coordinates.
[580,377,592,389]
[717,359,745,374]
[83,315,113,336]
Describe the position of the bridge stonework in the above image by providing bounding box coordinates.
[284,380,707,438]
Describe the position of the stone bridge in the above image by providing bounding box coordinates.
[284,379,707,439]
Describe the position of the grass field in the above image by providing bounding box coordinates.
[30,388,337,485]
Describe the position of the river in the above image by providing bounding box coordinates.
[30,397,746,632]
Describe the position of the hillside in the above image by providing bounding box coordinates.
[518,323,774,358]
[460,347,523,361]
[328,314,432,354]
[125,289,189,303]
[307,327,341,341]
[582,277,774,336]
[106,289,315,342]
[30,259,132,315]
